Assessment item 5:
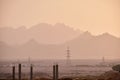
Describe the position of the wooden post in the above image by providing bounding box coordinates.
[18,64,21,80]
[30,64,33,80]
[56,64,59,80]
[53,64,59,80]
[53,65,56,80]
[12,66,15,80]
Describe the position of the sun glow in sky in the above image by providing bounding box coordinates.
[0,0,120,37]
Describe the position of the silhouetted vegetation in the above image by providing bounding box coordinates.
[1,71,120,80]
[112,64,120,72]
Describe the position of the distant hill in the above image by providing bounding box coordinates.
[0,31,120,60]
[0,23,81,45]
[65,32,120,59]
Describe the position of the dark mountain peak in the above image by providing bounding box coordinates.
[82,31,91,36]
[66,31,93,44]
[29,23,52,30]
[101,32,112,36]
[98,32,117,39]
[54,23,74,31]
[79,31,93,39]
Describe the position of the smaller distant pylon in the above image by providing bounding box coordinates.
[66,46,71,65]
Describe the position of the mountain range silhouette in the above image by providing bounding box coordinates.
[0,23,81,45]
[0,23,120,60]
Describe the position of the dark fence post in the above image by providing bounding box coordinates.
[53,64,59,80]
[30,64,33,80]
[53,65,56,80]
[18,64,21,80]
[12,66,15,80]
[56,64,59,80]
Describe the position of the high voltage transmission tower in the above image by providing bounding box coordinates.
[66,46,71,65]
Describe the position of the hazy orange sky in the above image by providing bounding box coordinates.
[0,0,120,37]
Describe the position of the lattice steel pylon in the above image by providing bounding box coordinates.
[66,46,71,65]
[102,56,105,63]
